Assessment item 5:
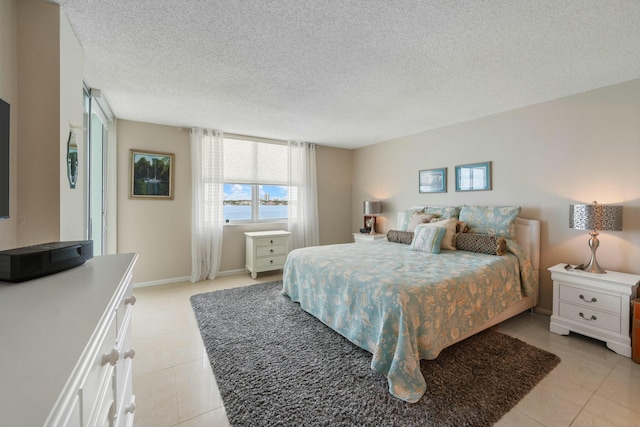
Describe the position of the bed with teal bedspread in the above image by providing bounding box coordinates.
[282,239,537,403]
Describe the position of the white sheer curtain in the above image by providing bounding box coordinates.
[190,128,224,282]
[287,141,319,250]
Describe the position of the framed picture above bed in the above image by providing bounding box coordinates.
[455,161,492,192]
[419,168,447,193]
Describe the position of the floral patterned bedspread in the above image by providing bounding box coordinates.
[281,240,537,403]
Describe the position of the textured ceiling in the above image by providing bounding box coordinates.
[55,0,640,149]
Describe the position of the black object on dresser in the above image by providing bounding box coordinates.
[0,240,93,282]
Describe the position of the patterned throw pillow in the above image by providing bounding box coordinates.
[458,206,521,240]
[425,206,461,219]
[410,226,447,254]
[387,230,414,245]
[456,233,507,256]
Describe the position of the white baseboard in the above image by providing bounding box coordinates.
[132,268,248,288]
[133,276,191,288]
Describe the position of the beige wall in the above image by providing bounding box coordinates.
[0,0,18,249]
[0,0,85,248]
[116,119,353,284]
[16,0,61,245]
[117,121,192,284]
[352,79,640,314]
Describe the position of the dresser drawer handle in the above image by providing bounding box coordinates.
[124,348,136,359]
[125,401,136,414]
[270,239,274,244]
[101,348,119,366]
[125,295,137,306]
[579,312,597,321]
[579,294,597,303]
[269,249,274,253]
[270,260,274,264]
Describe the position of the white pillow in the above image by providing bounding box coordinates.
[422,217,458,250]
[406,213,436,232]
[410,226,446,254]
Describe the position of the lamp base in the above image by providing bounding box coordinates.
[584,231,607,274]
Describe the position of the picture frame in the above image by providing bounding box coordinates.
[419,168,447,193]
[455,161,492,192]
[130,149,175,199]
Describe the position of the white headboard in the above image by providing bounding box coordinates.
[396,207,540,271]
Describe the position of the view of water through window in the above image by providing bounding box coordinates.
[223,183,288,221]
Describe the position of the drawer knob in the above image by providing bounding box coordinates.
[579,294,597,303]
[101,348,119,366]
[579,312,597,321]
[124,348,136,359]
[270,239,274,244]
[125,401,136,414]
[270,249,274,253]
[125,294,137,306]
[270,260,274,264]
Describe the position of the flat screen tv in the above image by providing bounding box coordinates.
[0,98,9,220]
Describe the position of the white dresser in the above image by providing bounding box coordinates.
[245,230,291,279]
[549,263,639,357]
[0,253,138,427]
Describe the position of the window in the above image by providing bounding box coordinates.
[223,137,289,223]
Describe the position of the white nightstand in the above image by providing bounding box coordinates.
[353,233,387,243]
[548,263,640,357]
[245,230,291,279]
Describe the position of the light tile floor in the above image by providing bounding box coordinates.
[131,273,640,427]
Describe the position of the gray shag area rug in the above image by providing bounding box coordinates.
[190,281,560,427]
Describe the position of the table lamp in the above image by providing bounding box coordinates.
[363,200,382,235]
[569,201,623,274]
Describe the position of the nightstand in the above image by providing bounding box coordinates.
[352,233,387,243]
[549,263,640,357]
[245,230,291,279]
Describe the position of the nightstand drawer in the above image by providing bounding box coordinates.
[256,237,288,247]
[558,302,620,333]
[559,284,620,314]
[256,256,286,269]
[257,245,286,257]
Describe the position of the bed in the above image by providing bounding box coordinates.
[282,206,540,403]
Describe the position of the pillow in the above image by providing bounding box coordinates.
[456,233,508,255]
[387,230,414,245]
[406,213,437,232]
[410,226,446,254]
[458,206,521,240]
[398,208,426,231]
[424,217,458,250]
[425,206,461,219]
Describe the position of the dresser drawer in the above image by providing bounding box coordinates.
[559,284,620,314]
[82,310,117,423]
[256,256,286,269]
[256,245,286,257]
[558,301,621,333]
[256,236,288,247]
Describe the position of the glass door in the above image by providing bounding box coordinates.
[84,88,109,256]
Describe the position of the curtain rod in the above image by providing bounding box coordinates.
[177,127,287,145]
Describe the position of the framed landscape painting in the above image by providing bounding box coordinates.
[419,168,447,193]
[130,149,174,199]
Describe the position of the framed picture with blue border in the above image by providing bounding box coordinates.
[455,161,492,191]
[419,168,447,193]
